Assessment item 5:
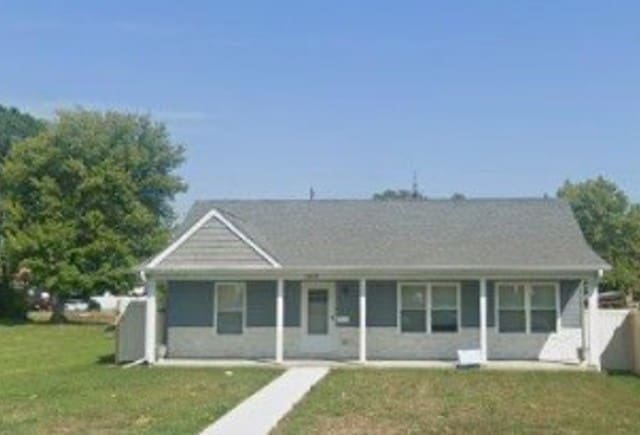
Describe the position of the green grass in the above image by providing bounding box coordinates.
[275,369,640,434]
[0,323,280,435]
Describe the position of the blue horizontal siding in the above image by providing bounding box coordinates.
[336,280,359,327]
[366,281,397,327]
[285,281,301,327]
[246,281,276,327]
[167,281,214,327]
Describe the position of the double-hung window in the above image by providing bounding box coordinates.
[497,282,559,334]
[530,284,558,333]
[430,284,459,332]
[497,284,527,333]
[216,282,245,334]
[400,284,427,332]
[399,282,460,333]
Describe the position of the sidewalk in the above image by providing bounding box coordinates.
[200,367,329,435]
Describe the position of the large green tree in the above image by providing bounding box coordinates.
[0,109,187,313]
[558,176,640,295]
[372,189,424,200]
[0,105,46,162]
[0,105,46,318]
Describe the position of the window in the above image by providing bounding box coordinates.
[431,284,459,332]
[400,284,427,332]
[216,283,245,334]
[497,282,559,334]
[498,284,526,333]
[530,284,557,333]
[399,282,460,333]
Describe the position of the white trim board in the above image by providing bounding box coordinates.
[149,269,596,281]
[146,208,281,269]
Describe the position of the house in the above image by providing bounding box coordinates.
[140,199,609,367]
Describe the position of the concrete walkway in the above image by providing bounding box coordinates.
[200,367,329,435]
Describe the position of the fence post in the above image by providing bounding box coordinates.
[632,310,640,375]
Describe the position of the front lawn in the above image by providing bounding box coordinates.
[275,369,640,434]
[0,323,280,435]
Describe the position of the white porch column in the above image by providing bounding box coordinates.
[580,280,588,363]
[359,278,367,363]
[588,272,602,371]
[144,280,157,364]
[479,278,488,363]
[276,278,284,363]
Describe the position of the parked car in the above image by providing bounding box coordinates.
[27,288,51,311]
[63,299,89,312]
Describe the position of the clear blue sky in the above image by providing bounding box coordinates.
[1,1,639,217]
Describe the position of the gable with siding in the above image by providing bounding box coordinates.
[157,215,273,269]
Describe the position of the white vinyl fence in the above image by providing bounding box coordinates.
[115,299,147,363]
[587,308,640,372]
[91,294,141,313]
[632,311,640,374]
[115,298,166,364]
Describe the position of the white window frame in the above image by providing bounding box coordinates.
[214,282,246,335]
[397,282,461,334]
[397,282,428,334]
[495,283,528,334]
[495,282,560,334]
[430,283,462,334]
[530,282,561,334]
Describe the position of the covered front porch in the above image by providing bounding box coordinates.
[144,270,605,370]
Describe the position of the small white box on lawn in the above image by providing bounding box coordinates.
[457,349,483,367]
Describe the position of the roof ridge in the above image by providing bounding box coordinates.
[197,197,564,203]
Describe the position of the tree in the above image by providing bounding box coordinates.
[0,109,187,320]
[0,105,46,162]
[373,172,427,200]
[451,193,466,200]
[557,176,640,295]
[0,105,45,318]
[373,189,425,200]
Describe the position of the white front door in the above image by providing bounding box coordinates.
[301,282,337,354]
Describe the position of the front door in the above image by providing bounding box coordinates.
[301,282,336,354]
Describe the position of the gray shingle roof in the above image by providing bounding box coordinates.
[161,198,608,271]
